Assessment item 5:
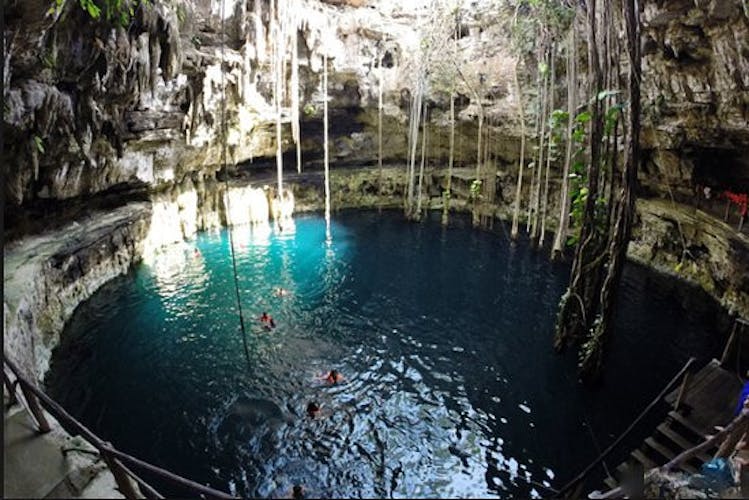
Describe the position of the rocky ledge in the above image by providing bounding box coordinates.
[629,197,749,317]
[3,202,151,379]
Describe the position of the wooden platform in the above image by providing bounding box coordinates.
[602,358,743,490]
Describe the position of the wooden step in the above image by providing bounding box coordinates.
[645,437,674,461]
[668,411,706,439]
[631,449,657,470]
[644,437,700,474]
[603,477,618,490]
[656,424,712,463]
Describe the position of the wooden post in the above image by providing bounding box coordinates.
[18,380,50,433]
[674,371,691,411]
[721,320,740,366]
[102,446,140,500]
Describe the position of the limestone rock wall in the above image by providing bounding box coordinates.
[3,203,151,379]
[4,0,522,224]
[639,0,749,198]
[629,198,749,317]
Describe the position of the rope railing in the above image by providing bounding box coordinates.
[556,356,696,497]
[3,353,238,500]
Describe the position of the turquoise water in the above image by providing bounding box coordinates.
[46,210,728,498]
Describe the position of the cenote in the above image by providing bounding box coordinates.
[46,210,729,498]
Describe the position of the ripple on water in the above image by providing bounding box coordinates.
[46,211,730,498]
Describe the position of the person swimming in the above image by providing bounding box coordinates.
[318,370,343,385]
[260,312,276,330]
[306,401,321,418]
[292,485,305,500]
[274,287,291,297]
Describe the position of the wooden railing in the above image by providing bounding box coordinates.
[3,353,238,500]
[557,357,696,498]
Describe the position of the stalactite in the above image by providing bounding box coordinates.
[271,0,283,198]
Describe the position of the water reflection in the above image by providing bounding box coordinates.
[47,211,729,499]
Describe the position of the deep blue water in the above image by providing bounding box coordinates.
[46,210,729,498]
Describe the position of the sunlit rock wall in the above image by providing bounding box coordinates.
[3,204,150,378]
[4,0,521,219]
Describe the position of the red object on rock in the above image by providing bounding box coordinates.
[724,190,748,217]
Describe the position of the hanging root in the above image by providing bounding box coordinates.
[554,289,588,352]
[578,315,605,383]
[554,290,573,351]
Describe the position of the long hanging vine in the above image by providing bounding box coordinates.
[551,0,642,382]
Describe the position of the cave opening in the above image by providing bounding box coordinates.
[692,147,749,193]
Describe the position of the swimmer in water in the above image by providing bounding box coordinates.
[194,248,201,258]
[259,312,276,330]
[274,287,291,297]
[319,369,344,385]
[292,485,305,500]
[306,401,321,418]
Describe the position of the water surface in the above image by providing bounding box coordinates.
[47,210,729,498]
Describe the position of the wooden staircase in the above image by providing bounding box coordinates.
[602,358,742,490]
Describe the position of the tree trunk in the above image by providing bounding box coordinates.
[552,25,577,260]
[510,60,527,240]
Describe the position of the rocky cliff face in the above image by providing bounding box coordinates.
[639,0,749,198]
[4,0,521,219]
[634,0,749,317]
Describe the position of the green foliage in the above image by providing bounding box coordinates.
[604,102,626,135]
[176,4,186,24]
[41,52,56,69]
[303,103,316,116]
[574,111,591,124]
[470,179,482,200]
[51,0,148,28]
[596,89,621,101]
[33,135,45,154]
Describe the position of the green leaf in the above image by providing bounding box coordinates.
[597,89,621,101]
[33,135,45,154]
[575,111,591,123]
